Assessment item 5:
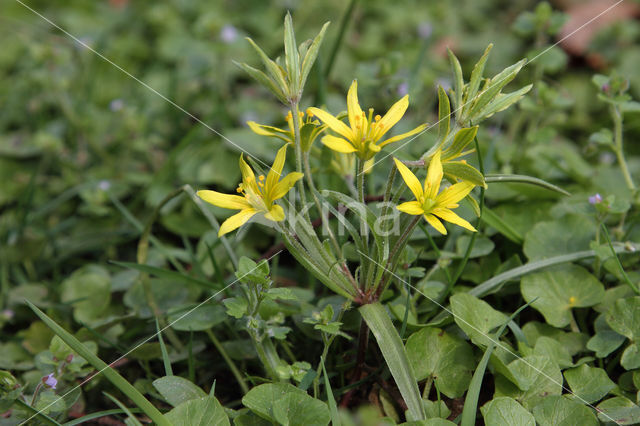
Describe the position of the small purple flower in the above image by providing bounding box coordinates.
[98,180,111,191]
[397,82,409,96]
[588,193,603,205]
[436,78,452,92]
[109,99,124,112]
[1,309,14,320]
[220,25,238,44]
[43,373,57,390]
[417,22,433,40]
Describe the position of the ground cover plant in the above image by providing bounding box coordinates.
[2,0,640,424]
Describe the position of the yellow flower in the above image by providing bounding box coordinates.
[308,80,427,160]
[247,109,326,151]
[394,151,476,235]
[197,145,303,236]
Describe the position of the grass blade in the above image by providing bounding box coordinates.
[25,301,171,426]
[460,301,532,426]
[321,356,341,426]
[156,318,173,376]
[359,302,426,421]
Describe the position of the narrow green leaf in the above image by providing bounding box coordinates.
[442,162,485,187]
[111,261,219,291]
[244,38,289,94]
[447,48,464,111]
[26,301,170,426]
[283,12,300,95]
[62,409,143,425]
[155,318,173,377]
[438,86,451,142]
[465,44,493,107]
[444,126,478,160]
[321,357,340,426]
[300,22,330,91]
[485,174,570,196]
[461,302,531,426]
[475,84,532,119]
[359,302,426,421]
[104,393,143,426]
[468,59,526,118]
[481,207,523,244]
[233,61,288,104]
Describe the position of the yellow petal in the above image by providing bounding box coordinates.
[270,172,304,200]
[396,201,424,215]
[378,123,428,147]
[432,208,477,232]
[373,95,409,141]
[218,208,257,236]
[424,214,447,235]
[436,181,475,207]
[347,80,364,130]
[393,158,423,202]
[264,204,285,221]
[321,135,357,153]
[197,190,251,210]
[308,107,354,141]
[239,154,257,189]
[425,150,443,199]
[266,144,287,192]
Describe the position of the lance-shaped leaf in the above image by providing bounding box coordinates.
[464,44,493,111]
[300,22,330,94]
[468,59,526,118]
[438,86,451,143]
[443,161,486,188]
[448,48,464,111]
[283,13,300,95]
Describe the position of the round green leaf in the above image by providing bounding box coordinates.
[153,376,207,408]
[523,216,593,261]
[563,364,615,404]
[61,265,111,324]
[450,293,507,347]
[606,296,640,340]
[532,395,598,426]
[168,304,226,331]
[164,396,229,426]
[521,265,604,328]
[480,397,535,426]
[272,391,330,426]
[406,327,474,398]
[597,397,640,424]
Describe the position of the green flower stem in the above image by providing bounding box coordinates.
[380,162,398,237]
[377,216,421,295]
[251,333,282,382]
[27,302,171,426]
[302,149,345,262]
[205,329,249,394]
[359,302,426,421]
[290,101,310,215]
[449,136,485,290]
[611,105,636,191]
[356,159,365,205]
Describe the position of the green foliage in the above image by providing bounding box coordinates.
[3,1,640,424]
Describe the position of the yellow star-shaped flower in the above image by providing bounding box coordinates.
[197,145,303,236]
[394,150,476,235]
[308,80,427,160]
